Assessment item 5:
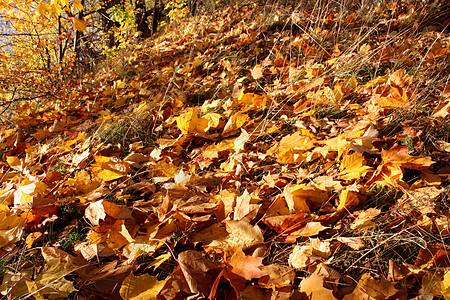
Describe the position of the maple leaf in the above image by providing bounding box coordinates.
[233,189,260,221]
[26,258,77,300]
[222,112,248,137]
[381,146,434,170]
[289,238,331,269]
[88,219,134,250]
[339,152,373,181]
[258,264,295,289]
[225,246,267,280]
[0,210,25,248]
[72,18,87,31]
[344,273,399,300]
[120,273,166,300]
[300,275,336,300]
[85,200,132,225]
[287,222,328,241]
[91,155,131,182]
[234,91,267,110]
[366,162,404,187]
[337,186,365,210]
[350,208,381,231]
[289,183,328,210]
[122,237,159,260]
[177,250,220,296]
[174,108,221,137]
[268,131,315,164]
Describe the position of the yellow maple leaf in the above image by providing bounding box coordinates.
[89,219,134,250]
[175,108,221,136]
[337,187,364,210]
[300,275,336,300]
[73,0,83,11]
[222,112,248,136]
[288,222,328,239]
[339,152,373,181]
[290,184,328,209]
[120,273,166,300]
[325,134,350,159]
[350,273,400,300]
[236,91,267,109]
[272,132,316,164]
[0,211,25,248]
[26,258,76,300]
[91,155,130,181]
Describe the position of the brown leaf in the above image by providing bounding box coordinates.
[178,250,220,296]
[351,273,399,300]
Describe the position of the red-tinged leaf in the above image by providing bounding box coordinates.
[225,246,267,280]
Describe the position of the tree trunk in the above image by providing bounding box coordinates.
[135,0,151,38]
[151,0,162,35]
[73,0,85,59]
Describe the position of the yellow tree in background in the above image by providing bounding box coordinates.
[0,0,86,119]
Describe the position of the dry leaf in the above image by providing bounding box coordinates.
[120,273,166,300]
[300,274,337,300]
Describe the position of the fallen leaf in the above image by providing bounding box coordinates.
[120,273,166,300]
[289,238,331,269]
[300,274,337,300]
[352,273,399,300]
[225,246,267,280]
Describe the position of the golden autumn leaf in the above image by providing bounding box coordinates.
[73,0,83,10]
[26,258,77,299]
[6,156,23,171]
[89,219,134,250]
[25,232,43,249]
[337,186,364,210]
[336,236,365,250]
[366,162,404,187]
[258,264,295,289]
[175,108,221,136]
[72,17,87,31]
[350,208,381,231]
[289,183,328,209]
[236,91,267,109]
[224,219,264,251]
[91,155,131,182]
[0,211,25,248]
[300,275,337,300]
[122,237,159,260]
[251,65,264,80]
[432,100,450,118]
[120,273,166,300]
[272,132,316,164]
[287,222,328,239]
[222,112,248,136]
[325,134,350,159]
[339,152,373,181]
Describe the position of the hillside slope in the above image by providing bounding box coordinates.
[0,1,449,299]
